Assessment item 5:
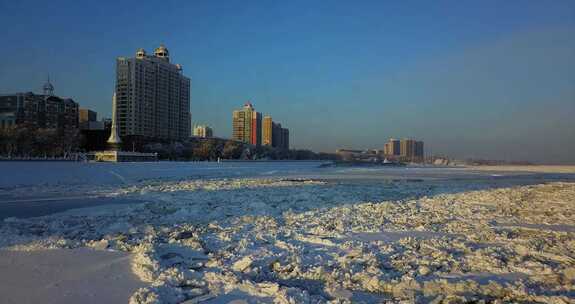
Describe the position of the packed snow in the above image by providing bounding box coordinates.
[0,248,144,304]
[1,163,575,303]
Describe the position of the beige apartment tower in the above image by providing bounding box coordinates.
[262,115,273,146]
[399,138,424,161]
[400,139,415,158]
[232,102,254,143]
[115,45,191,141]
[384,138,401,156]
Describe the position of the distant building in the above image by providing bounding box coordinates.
[415,141,424,159]
[399,138,424,161]
[383,138,401,156]
[0,95,18,129]
[262,116,273,146]
[281,127,289,150]
[79,109,97,123]
[0,79,79,130]
[383,143,391,156]
[79,108,103,130]
[272,122,281,147]
[193,125,213,138]
[232,102,262,145]
[251,111,262,146]
[80,121,105,130]
[400,139,415,158]
[335,149,366,161]
[232,102,253,144]
[336,149,364,154]
[115,45,191,141]
[233,103,289,149]
[262,115,289,149]
[272,122,289,150]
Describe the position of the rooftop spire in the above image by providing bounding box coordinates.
[43,74,54,96]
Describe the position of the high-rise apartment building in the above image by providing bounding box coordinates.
[232,102,263,145]
[272,122,290,150]
[232,102,254,144]
[233,103,289,149]
[281,127,289,150]
[400,139,415,158]
[272,122,281,148]
[262,116,273,146]
[383,142,391,156]
[414,141,424,159]
[193,125,213,138]
[384,138,401,156]
[399,138,424,161]
[115,45,191,141]
[251,111,262,146]
[391,138,400,155]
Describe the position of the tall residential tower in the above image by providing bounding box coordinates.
[262,115,289,150]
[115,45,191,141]
[399,138,424,162]
[232,102,261,145]
[262,115,273,146]
[383,138,401,156]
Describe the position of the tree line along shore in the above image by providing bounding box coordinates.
[0,125,338,161]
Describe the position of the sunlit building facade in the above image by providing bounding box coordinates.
[115,45,191,141]
[399,138,424,161]
[384,138,401,156]
[233,105,289,149]
[262,115,273,146]
[232,102,255,144]
[193,125,213,138]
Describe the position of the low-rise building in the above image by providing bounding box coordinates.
[79,109,97,124]
[193,125,213,138]
[0,80,79,131]
[79,108,104,130]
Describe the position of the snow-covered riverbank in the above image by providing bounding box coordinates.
[1,165,574,303]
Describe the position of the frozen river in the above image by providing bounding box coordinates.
[2,160,574,187]
[1,161,574,220]
[0,161,325,187]
[1,162,575,303]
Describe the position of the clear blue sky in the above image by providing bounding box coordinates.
[1,0,574,163]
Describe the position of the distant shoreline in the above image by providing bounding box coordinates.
[0,159,79,162]
[467,165,575,174]
[0,158,329,163]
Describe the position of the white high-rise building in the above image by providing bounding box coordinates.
[115,45,191,140]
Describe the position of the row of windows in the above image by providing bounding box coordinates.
[0,119,15,129]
